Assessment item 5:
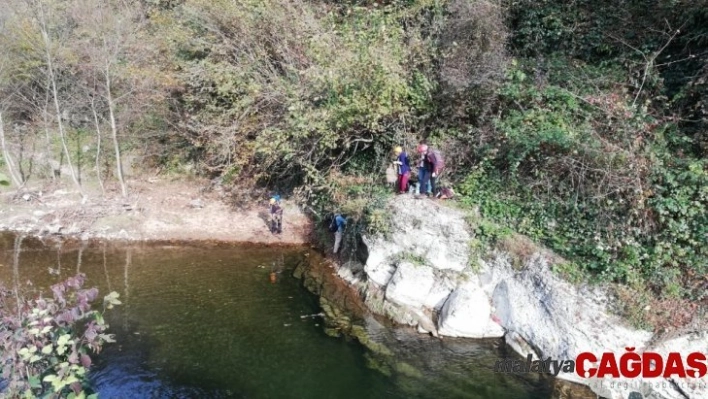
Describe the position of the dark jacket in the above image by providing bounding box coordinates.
[397,152,411,175]
[426,149,445,174]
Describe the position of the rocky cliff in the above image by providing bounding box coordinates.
[335,196,708,399]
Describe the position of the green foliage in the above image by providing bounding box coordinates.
[338,179,393,239]
[0,274,120,398]
[159,0,440,193]
[551,262,585,285]
[615,283,655,331]
[306,170,392,259]
[505,0,708,157]
[508,0,669,61]
[646,156,708,276]
[458,149,707,295]
[472,219,512,245]
[457,50,707,299]
[365,208,392,238]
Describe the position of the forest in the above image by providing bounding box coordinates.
[0,0,706,311]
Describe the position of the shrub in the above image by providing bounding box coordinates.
[0,274,120,399]
[457,54,708,299]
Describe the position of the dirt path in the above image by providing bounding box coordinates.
[0,177,313,245]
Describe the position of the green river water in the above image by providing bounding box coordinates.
[0,233,564,399]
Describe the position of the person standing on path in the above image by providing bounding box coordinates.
[426,145,445,197]
[393,146,411,194]
[417,144,445,198]
[416,145,431,195]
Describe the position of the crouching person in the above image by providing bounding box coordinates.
[269,198,283,233]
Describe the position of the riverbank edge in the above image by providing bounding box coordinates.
[0,177,314,246]
[0,226,314,249]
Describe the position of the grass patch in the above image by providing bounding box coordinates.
[390,252,427,267]
[496,233,538,270]
[613,283,655,331]
[550,261,586,285]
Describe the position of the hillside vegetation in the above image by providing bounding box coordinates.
[0,0,706,309]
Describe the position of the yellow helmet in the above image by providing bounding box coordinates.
[394,146,403,155]
[269,198,276,205]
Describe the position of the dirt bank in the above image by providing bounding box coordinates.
[0,177,313,245]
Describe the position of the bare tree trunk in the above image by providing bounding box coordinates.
[42,84,56,182]
[90,97,105,195]
[105,64,127,197]
[47,53,81,193]
[37,1,83,195]
[0,111,23,187]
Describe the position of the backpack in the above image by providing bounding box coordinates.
[437,187,455,199]
[427,149,445,171]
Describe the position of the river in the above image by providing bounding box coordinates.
[0,233,564,399]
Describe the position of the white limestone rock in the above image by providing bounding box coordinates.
[438,282,504,338]
[385,262,435,309]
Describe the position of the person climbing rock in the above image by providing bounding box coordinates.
[393,146,410,194]
[269,197,283,233]
[331,213,346,254]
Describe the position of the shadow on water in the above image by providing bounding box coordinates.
[0,232,593,399]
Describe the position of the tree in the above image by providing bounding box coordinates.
[73,0,156,198]
[89,92,106,195]
[0,54,24,188]
[0,0,87,192]
[0,111,23,187]
[33,0,84,194]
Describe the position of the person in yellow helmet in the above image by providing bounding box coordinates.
[393,146,410,194]
[269,197,283,234]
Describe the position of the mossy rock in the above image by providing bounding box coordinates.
[292,260,307,279]
[319,298,336,319]
[324,327,341,337]
[364,353,393,377]
[349,324,367,340]
[394,361,423,379]
[349,325,394,357]
[303,276,323,295]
